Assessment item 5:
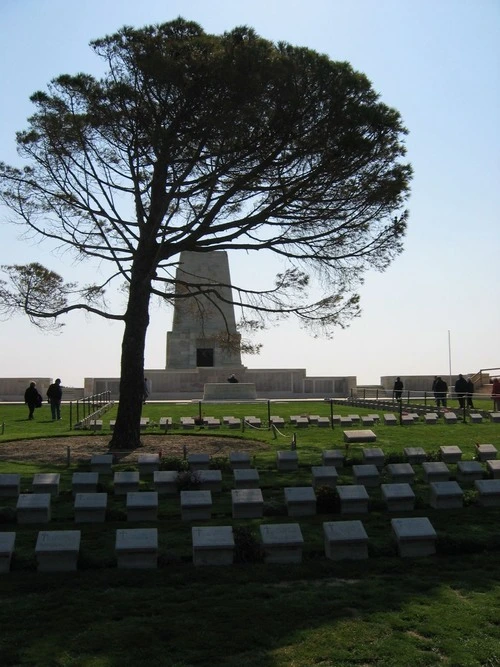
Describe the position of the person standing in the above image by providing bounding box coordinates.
[466,377,475,409]
[431,376,439,405]
[24,381,42,420]
[454,374,468,410]
[434,377,448,408]
[393,377,403,402]
[227,374,239,384]
[47,378,63,420]
[492,378,500,412]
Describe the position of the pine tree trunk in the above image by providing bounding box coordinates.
[109,273,151,450]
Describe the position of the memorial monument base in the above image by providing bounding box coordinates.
[203,383,257,401]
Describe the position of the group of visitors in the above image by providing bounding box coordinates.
[24,378,63,421]
[394,374,499,410]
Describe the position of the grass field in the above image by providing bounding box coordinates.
[0,401,499,666]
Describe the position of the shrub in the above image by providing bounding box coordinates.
[160,456,188,471]
[210,456,231,472]
[262,499,287,516]
[176,470,201,492]
[233,526,263,563]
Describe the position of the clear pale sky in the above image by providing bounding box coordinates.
[1,0,499,387]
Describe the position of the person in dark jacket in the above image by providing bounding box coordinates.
[454,374,468,410]
[393,377,403,402]
[434,377,448,408]
[24,381,42,420]
[47,378,63,420]
[466,377,475,409]
[227,374,239,383]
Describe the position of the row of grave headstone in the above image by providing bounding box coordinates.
[88,412,500,431]
[0,513,472,573]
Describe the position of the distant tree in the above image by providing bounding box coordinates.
[0,18,411,449]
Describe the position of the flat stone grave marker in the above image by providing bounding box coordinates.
[140,417,150,431]
[456,461,483,483]
[387,463,415,484]
[233,468,260,489]
[74,492,107,523]
[138,453,160,476]
[408,413,420,422]
[270,416,285,427]
[154,470,178,495]
[0,473,20,497]
[381,483,416,511]
[32,473,60,496]
[470,413,483,424]
[331,414,342,424]
[361,416,374,426]
[368,414,380,423]
[159,417,172,430]
[322,450,344,468]
[348,414,360,423]
[231,488,264,519]
[443,412,458,424]
[109,420,116,430]
[362,447,385,468]
[317,417,330,428]
[90,454,113,474]
[311,466,338,489]
[17,493,51,524]
[424,413,438,424]
[323,520,369,561]
[188,453,210,470]
[384,414,397,426]
[337,485,369,514]
[476,444,497,461]
[89,419,103,431]
[486,460,500,479]
[0,532,16,573]
[422,462,450,483]
[284,486,317,517]
[391,517,437,557]
[260,523,304,564]
[198,470,222,493]
[430,481,463,509]
[126,491,158,522]
[181,417,195,429]
[404,447,427,464]
[35,530,81,572]
[276,450,298,471]
[114,471,140,495]
[439,445,463,463]
[295,417,309,428]
[115,528,158,569]
[308,415,320,424]
[344,430,377,444]
[204,417,221,429]
[353,465,380,488]
[225,417,241,429]
[192,526,235,566]
[401,415,414,426]
[340,416,353,426]
[72,472,99,496]
[229,452,251,469]
[490,412,500,423]
[474,479,500,507]
[245,416,261,427]
[181,490,212,521]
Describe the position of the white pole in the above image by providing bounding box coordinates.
[448,330,452,392]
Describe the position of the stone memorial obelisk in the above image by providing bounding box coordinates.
[166,251,244,370]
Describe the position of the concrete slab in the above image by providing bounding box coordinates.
[424,413,439,424]
[443,412,458,424]
[344,430,377,444]
[474,479,500,507]
[276,451,298,471]
[233,468,260,489]
[229,452,251,469]
[32,473,60,496]
[72,472,99,496]
[323,520,369,561]
[422,462,450,483]
[352,464,380,488]
[381,483,416,511]
[231,488,264,519]
[439,446,462,463]
[383,414,397,426]
[153,470,178,495]
[198,470,223,493]
[0,532,16,573]
[486,460,500,479]
[337,485,369,514]
[322,450,345,468]
[475,444,497,462]
[391,517,436,557]
[387,463,415,484]
[90,454,113,474]
[74,492,107,523]
[0,473,20,497]
[181,490,212,521]
[404,447,427,464]
[192,526,234,566]
[311,466,338,489]
[430,481,463,509]
[456,461,484,483]
[114,471,140,495]
[284,486,317,517]
[362,447,385,468]
[138,453,160,476]
[260,523,304,564]
[35,530,81,572]
[188,453,210,471]
[126,492,159,522]
[17,493,51,524]
[115,528,158,569]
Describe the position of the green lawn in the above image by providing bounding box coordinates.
[0,401,499,666]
